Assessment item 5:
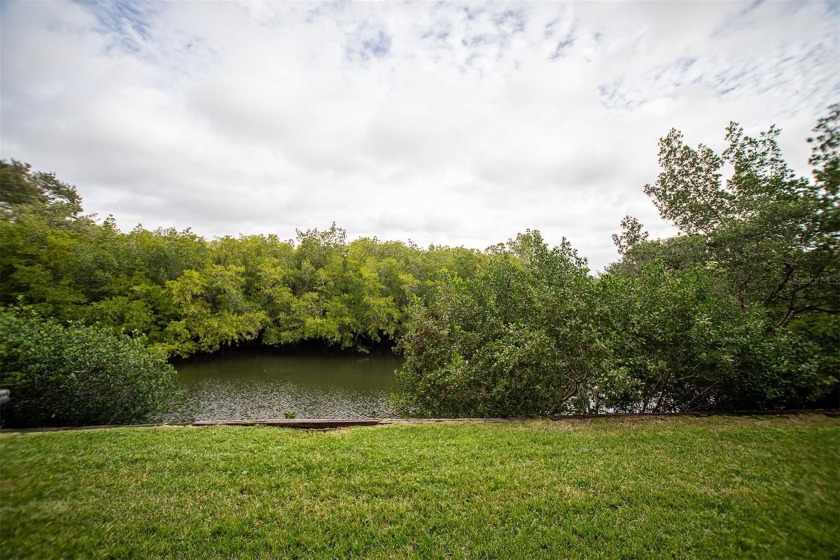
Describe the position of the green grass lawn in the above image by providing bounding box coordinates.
[1,415,838,559]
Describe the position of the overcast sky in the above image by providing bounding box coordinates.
[1,0,837,270]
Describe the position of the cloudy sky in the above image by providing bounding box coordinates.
[1,0,837,270]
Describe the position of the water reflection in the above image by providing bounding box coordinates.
[177,351,401,420]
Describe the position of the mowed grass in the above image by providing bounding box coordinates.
[1,416,838,559]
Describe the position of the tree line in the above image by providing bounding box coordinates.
[0,167,486,357]
[397,106,838,415]
[1,106,837,425]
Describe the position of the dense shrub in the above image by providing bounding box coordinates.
[596,264,829,412]
[1,107,836,418]
[395,231,606,417]
[0,308,188,428]
[395,109,837,417]
[396,254,830,417]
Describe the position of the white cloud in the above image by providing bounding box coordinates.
[1,0,837,270]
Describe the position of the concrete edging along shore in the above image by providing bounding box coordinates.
[1,409,837,434]
[0,417,521,434]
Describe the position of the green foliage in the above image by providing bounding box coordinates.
[397,106,838,416]
[808,103,839,199]
[0,162,483,356]
[637,109,838,322]
[597,264,827,412]
[0,159,82,220]
[164,265,267,357]
[0,308,187,428]
[261,226,404,349]
[396,231,604,417]
[789,313,840,401]
[596,106,838,412]
[1,106,836,418]
[611,214,649,256]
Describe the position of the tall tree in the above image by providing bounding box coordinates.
[641,108,839,325]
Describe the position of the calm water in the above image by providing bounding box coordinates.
[176,351,402,420]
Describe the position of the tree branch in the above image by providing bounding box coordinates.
[762,262,794,307]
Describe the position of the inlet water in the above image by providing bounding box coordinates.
[177,351,401,421]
